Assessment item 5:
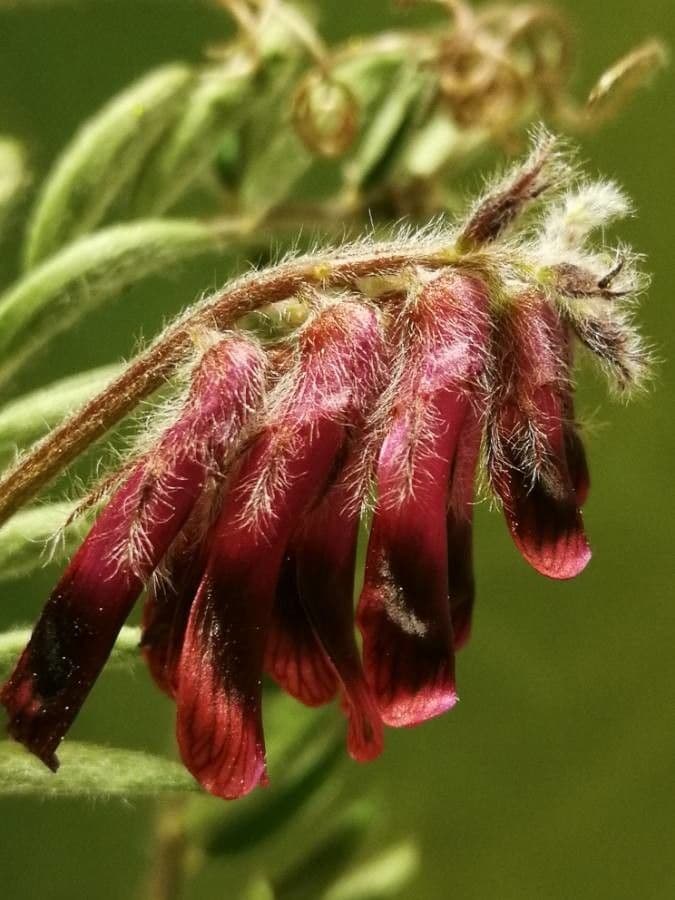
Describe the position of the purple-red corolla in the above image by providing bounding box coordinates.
[1,142,648,798]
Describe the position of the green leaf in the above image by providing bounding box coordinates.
[333,50,408,116]
[23,64,193,267]
[0,500,88,581]
[399,111,489,181]
[0,741,198,797]
[131,58,255,216]
[243,878,277,900]
[274,801,373,900]
[323,842,420,900]
[236,26,311,220]
[342,60,432,191]
[190,715,344,857]
[0,363,122,463]
[239,111,312,222]
[0,137,30,240]
[0,218,224,390]
[0,625,141,680]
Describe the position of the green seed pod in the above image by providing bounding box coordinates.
[292,72,359,158]
[23,64,193,267]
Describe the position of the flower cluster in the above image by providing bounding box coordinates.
[1,134,649,799]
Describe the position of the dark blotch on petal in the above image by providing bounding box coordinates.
[142,543,205,698]
[1,460,204,769]
[447,513,475,650]
[295,486,383,762]
[176,570,269,800]
[264,554,338,707]
[564,425,590,507]
[504,468,592,580]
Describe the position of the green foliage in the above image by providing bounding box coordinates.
[23,64,193,266]
[0,138,30,241]
[0,500,87,581]
[0,740,198,796]
[0,2,668,900]
[0,364,122,464]
[0,219,224,390]
[131,58,256,215]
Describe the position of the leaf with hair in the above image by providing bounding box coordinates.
[0,364,122,464]
[0,740,197,797]
[23,64,193,267]
[0,218,228,391]
[0,500,89,581]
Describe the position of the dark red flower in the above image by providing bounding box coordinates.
[357,272,489,727]
[486,294,591,579]
[0,150,649,798]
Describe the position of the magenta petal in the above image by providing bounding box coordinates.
[565,423,590,507]
[175,420,358,798]
[488,300,591,580]
[176,300,386,797]
[358,391,467,726]
[295,480,383,762]
[357,273,488,727]
[503,388,590,580]
[447,514,475,650]
[265,554,338,707]
[447,412,480,650]
[142,542,205,699]
[175,425,343,799]
[176,564,270,800]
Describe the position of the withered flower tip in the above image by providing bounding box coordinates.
[1,135,650,799]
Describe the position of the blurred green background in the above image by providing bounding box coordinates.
[0,1,673,898]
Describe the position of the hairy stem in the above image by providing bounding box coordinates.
[0,240,457,525]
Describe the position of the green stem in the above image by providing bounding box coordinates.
[144,800,192,900]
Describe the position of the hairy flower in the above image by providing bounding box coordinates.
[0,134,651,799]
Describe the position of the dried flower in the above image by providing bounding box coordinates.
[0,133,651,799]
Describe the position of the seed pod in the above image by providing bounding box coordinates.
[292,71,359,158]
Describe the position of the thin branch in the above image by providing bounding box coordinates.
[143,800,191,900]
[0,238,459,525]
